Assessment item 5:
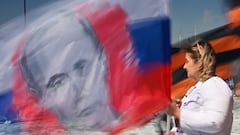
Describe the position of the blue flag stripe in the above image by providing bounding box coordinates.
[128,17,171,66]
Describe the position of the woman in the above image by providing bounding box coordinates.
[166,39,233,135]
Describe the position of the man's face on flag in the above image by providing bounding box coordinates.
[19,12,109,123]
[3,0,172,133]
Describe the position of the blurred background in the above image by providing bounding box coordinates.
[0,0,227,45]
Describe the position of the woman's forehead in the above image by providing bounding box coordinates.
[185,53,192,59]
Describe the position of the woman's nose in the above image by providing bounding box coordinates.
[183,64,186,69]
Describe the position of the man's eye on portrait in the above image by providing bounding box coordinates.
[46,73,68,89]
[73,59,88,76]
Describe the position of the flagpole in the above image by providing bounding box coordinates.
[166,115,171,135]
[24,0,26,26]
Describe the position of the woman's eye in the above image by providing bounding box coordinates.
[46,73,68,88]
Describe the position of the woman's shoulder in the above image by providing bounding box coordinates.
[204,76,225,84]
[203,76,232,93]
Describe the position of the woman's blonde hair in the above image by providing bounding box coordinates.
[183,39,216,81]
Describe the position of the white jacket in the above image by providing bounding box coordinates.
[176,76,233,135]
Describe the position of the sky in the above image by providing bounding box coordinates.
[0,0,52,24]
[0,0,229,44]
[170,0,228,43]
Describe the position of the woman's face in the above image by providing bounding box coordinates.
[183,52,200,81]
